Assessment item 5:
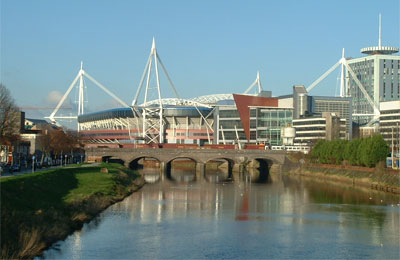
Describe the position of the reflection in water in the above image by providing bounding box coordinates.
[205,169,229,183]
[170,169,195,183]
[40,172,400,260]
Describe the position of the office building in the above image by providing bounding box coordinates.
[215,94,293,146]
[379,100,400,154]
[346,17,399,125]
[293,112,347,145]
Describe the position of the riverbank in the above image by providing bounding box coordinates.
[284,160,400,195]
[1,163,144,259]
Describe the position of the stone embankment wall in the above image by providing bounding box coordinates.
[283,160,400,195]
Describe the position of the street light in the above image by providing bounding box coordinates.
[392,126,394,169]
[32,155,35,173]
[397,122,400,169]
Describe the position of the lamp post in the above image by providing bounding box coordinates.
[392,126,394,169]
[32,155,35,173]
[397,122,400,169]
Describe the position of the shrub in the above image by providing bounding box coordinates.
[312,134,389,168]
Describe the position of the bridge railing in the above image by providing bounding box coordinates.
[85,143,268,150]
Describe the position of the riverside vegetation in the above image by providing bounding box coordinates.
[1,163,144,259]
[311,134,389,167]
[286,134,399,193]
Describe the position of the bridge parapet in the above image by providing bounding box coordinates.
[85,147,286,165]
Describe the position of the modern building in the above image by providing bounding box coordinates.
[214,94,293,146]
[78,106,214,145]
[379,100,400,155]
[346,18,399,125]
[292,112,347,145]
[78,92,295,147]
[280,85,353,139]
[310,96,352,139]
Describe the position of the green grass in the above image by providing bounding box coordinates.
[1,163,142,259]
[63,171,115,202]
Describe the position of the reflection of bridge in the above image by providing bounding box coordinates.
[86,148,287,179]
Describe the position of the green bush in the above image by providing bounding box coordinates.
[344,139,361,165]
[312,134,389,168]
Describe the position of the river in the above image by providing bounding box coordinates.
[39,168,400,259]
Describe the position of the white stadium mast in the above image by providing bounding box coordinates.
[131,38,183,144]
[243,71,263,95]
[306,48,380,126]
[307,14,400,127]
[46,62,129,130]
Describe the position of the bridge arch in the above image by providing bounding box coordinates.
[246,157,275,183]
[128,156,162,183]
[167,157,197,182]
[128,156,161,170]
[102,156,125,165]
[204,158,234,182]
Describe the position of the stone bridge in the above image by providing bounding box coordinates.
[86,147,287,180]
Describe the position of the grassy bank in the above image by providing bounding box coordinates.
[284,158,400,194]
[1,163,144,259]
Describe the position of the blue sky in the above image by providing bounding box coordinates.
[1,0,399,123]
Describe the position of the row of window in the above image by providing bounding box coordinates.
[173,132,211,137]
[293,120,326,126]
[380,115,400,121]
[381,110,400,115]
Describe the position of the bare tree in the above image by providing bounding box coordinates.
[0,84,20,144]
[37,125,53,164]
[47,128,82,164]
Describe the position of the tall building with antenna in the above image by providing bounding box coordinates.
[346,14,399,125]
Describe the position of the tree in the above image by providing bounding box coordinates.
[344,139,361,165]
[47,127,82,163]
[368,134,389,167]
[312,135,388,168]
[37,125,53,164]
[0,84,20,144]
[331,139,348,164]
[49,129,69,158]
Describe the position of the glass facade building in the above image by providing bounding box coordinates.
[257,108,293,145]
[215,106,293,145]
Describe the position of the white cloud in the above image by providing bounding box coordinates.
[44,90,72,107]
[93,98,124,111]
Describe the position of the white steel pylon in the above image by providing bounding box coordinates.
[46,62,129,130]
[306,49,380,126]
[243,71,263,95]
[131,38,182,144]
[339,48,346,98]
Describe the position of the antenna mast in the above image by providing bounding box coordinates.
[378,13,382,47]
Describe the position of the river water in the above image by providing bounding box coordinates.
[40,169,400,259]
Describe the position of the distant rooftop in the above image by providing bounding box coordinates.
[361,14,399,55]
[26,118,49,125]
[361,46,399,55]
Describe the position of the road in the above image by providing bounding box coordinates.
[0,164,67,178]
